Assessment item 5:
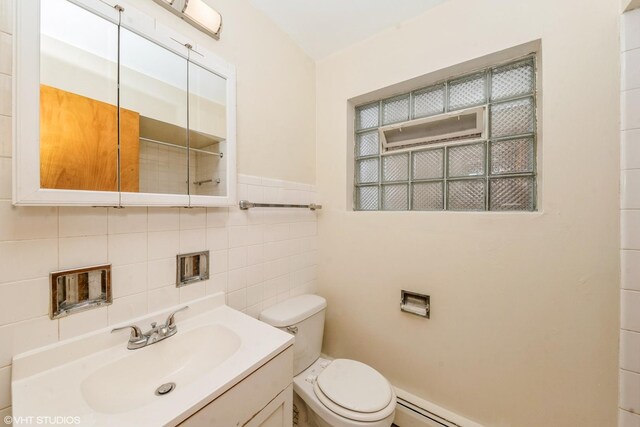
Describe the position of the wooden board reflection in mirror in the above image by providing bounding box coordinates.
[39,85,140,192]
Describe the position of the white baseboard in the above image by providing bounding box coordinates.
[394,404,452,427]
[393,387,485,427]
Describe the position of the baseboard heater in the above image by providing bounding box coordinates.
[393,388,485,427]
[396,397,462,427]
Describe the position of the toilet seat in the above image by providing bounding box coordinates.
[312,359,396,422]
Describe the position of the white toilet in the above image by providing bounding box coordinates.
[260,295,396,427]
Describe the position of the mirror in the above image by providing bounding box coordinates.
[39,0,119,192]
[188,61,227,197]
[120,28,189,196]
[15,0,235,206]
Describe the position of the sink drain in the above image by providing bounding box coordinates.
[155,382,176,396]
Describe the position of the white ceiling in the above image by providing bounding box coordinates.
[248,0,447,60]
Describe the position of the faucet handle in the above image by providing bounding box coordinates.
[111,325,143,340]
[165,306,189,328]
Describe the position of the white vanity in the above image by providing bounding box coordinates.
[11,294,294,426]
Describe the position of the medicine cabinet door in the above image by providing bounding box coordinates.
[118,27,190,206]
[35,0,120,204]
[187,61,228,203]
[14,0,237,207]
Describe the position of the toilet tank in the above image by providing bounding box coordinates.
[260,295,327,375]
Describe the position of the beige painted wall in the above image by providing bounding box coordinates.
[126,0,316,184]
[204,0,316,184]
[315,1,620,426]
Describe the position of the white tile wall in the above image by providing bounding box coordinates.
[0,74,10,117]
[621,370,640,414]
[623,130,640,170]
[622,290,640,332]
[622,250,640,291]
[622,169,640,209]
[620,408,640,427]
[194,148,225,196]
[0,115,10,158]
[621,330,640,373]
[623,8,640,53]
[0,4,318,418]
[621,10,640,425]
[138,141,225,197]
[0,186,317,415]
[138,141,191,195]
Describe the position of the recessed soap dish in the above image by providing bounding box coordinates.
[50,265,112,319]
[400,290,430,318]
[176,251,210,287]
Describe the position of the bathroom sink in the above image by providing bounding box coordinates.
[81,324,241,414]
[11,294,294,426]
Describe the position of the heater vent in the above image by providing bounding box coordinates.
[380,106,486,153]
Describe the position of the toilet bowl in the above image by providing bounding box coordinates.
[260,295,396,427]
[294,357,396,427]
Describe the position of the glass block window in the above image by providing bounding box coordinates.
[354,56,537,212]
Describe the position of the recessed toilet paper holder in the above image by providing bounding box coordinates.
[400,290,430,318]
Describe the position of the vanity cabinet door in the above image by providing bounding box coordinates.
[178,347,293,427]
[245,385,293,427]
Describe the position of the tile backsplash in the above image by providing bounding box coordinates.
[620,8,640,427]
[0,3,317,418]
[0,177,318,415]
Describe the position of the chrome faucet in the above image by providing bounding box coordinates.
[111,306,189,350]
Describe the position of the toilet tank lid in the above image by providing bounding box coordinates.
[260,295,327,327]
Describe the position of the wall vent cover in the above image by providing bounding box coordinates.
[380,106,486,153]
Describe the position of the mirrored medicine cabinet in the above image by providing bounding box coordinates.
[13,0,237,207]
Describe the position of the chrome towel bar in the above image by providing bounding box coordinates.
[239,200,322,211]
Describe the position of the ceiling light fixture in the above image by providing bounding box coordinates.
[153,0,222,40]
